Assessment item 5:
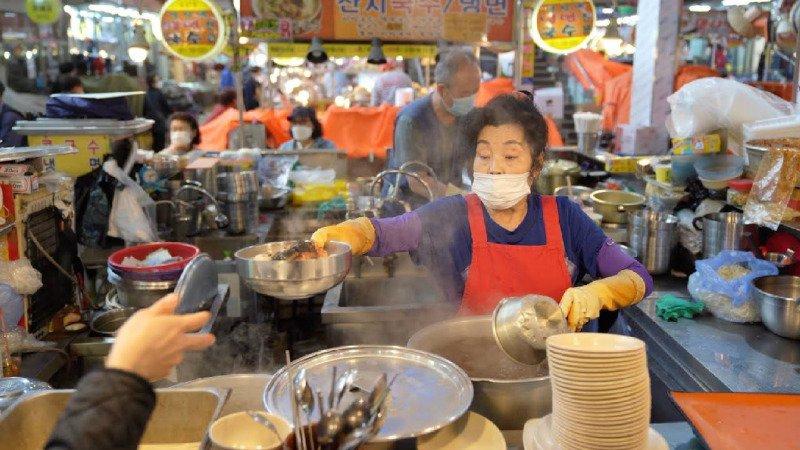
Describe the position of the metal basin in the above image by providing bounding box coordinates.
[407,316,551,430]
[235,241,351,300]
[0,388,227,450]
[753,275,800,340]
[321,269,453,346]
[176,374,271,416]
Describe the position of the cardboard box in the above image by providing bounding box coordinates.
[0,164,31,176]
[0,174,39,194]
[672,133,724,155]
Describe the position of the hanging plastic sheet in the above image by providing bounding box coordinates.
[743,146,800,230]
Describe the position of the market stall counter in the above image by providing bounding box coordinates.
[624,275,800,422]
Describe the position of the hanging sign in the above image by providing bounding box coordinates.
[531,0,596,54]
[266,43,437,60]
[159,0,227,61]
[25,0,62,25]
[241,1,514,43]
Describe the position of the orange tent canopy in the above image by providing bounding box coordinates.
[198,107,292,150]
[564,50,631,103]
[601,65,719,131]
[476,77,515,107]
[321,105,397,159]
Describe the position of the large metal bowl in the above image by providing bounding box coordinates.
[407,316,551,430]
[752,275,800,340]
[235,241,351,300]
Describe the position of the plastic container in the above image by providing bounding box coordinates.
[108,242,200,274]
[693,154,745,181]
[671,154,701,186]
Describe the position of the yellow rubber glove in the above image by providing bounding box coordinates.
[310,217,376,255]
[559,269,647,331]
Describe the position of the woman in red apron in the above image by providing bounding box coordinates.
[313,95,651,330]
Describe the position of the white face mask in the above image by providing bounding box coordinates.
[471,172,531,210]
[170,130,192,147]
[445,93,476,117]
[291,125,313,141]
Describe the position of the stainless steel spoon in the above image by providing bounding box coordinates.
[246,411,285,449]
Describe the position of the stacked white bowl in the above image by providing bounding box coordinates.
[546,333,650,450]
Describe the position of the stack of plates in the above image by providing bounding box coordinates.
[547,333,651,450]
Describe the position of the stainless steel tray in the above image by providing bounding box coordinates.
[264,345,473,441]
[0,145,76,162]
[13,118,154,136]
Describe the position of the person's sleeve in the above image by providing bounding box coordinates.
[560,198,607,277]
[367,211,422,256]
[392,114,426,166]
[595,239,654,297]
[45,368,156,450]
[0,112,25,147]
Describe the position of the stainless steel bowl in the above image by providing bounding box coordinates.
[235,241,352,300]
[752,275,800,340]
[552,185,593,204]
[107,272,177,309]
[492,295,567,366]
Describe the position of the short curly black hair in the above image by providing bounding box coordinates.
[458,94,548,172]
[168,111,201,146]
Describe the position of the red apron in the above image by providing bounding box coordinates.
[460,194,573,315]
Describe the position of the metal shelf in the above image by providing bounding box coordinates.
[0,145,77,163]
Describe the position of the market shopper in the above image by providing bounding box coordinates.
[313,95,652,330]
[389,48,481,198]
[0,81,26,147]
[371,60,413,107]
[143,74,173,151]
[160,112,201,158]
[278,106,336,150]
[242,66,262,111]
[44,294,215,450]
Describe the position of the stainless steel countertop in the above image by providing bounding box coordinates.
[624,276,800,393]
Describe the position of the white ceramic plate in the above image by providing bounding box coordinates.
[523,415,668,450]
[417,412,506,450]
[547,333,645,353]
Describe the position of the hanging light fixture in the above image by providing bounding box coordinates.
[600,3,624,57]
[128,22,150,63]
[306,37,328,64]
[367,37,387,64]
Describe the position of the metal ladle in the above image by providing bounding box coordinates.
[492,295,569,365]
[246,411,285,450]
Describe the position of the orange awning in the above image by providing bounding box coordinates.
[321,105,398,159]
[564,50,631,103]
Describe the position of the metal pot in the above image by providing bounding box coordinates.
[535,169,581,195]
[693,212,744,259]
[217,171,259,202]
[590,190,645,224]
[107,271,177,308]
[90,307,136,336]
[407,316,551,430]
[752,275,800,340]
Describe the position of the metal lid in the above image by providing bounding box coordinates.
[174,253,218,315]
[264,345,473,441]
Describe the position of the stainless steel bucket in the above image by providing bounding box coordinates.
[694,212,744,259]
[407,316,551,430]
[107,271,177,308]
[628,210,677,275]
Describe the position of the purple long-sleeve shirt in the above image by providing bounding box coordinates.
[368,194,653,305]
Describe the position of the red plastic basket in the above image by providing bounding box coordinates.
[108,242,200,274]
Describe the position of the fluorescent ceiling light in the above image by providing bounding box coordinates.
[688,4,712,12]
[721,0,770,6]
[596,19,611,27]
[601,7,615,14]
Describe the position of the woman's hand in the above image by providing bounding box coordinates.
[310,217,376,255]
[105,294,216,381]
[559,270,647,331]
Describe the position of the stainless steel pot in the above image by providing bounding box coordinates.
[752,275,800,340]
[535,170,581,195]
[107,271,177,308]
[407,316,551,430]
[590,190,645,224]
[693,212,744,259]
[90,307,136,336]
[217,171,259,202]
[628,210,677,275]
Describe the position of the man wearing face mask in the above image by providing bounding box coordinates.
[278,106,336,151]
[312,95,652,331]
[388,48,481,198]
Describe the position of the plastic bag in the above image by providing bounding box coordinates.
[0,284,23,327]
[743,146,800,230]
[257,155,298,188]
[104,159,158,243]
[290,167,336,185]
[0,259,43,295]
[667,78,794,151]
[687,251,777,322]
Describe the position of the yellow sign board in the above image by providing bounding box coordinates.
[267,43,437,60]
[25,0,62,25]
[159,0,227,61]
[531,0,596,55]
[27,135,111,177]
[443,13,489,43]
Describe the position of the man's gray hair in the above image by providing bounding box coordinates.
[434,48,478,86]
